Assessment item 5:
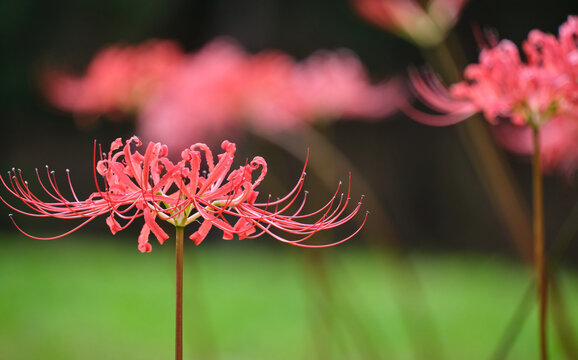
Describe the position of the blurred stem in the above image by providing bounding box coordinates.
[550,274,578,357]
[490,280,535,360]
[303,250,384,359]
[532,127,547,360]
[303,250,348,359]
[421,38,533,262]
[176,226,184,360]
[253,126,445,360]
[491,195,578,359]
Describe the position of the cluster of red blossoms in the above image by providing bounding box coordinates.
[411,16,578,175]
[44,38,399,148]
[1,137,365,252]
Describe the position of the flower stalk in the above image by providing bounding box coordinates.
[176,226,184,360]
[532,126,547,360]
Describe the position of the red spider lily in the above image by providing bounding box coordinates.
[43,38,400,150]
[407,16,578,175]
[140,38,400,149]
[410,16,578,128]
[352,0,468,46]
[0,137,366,252]
[43,40,185,119]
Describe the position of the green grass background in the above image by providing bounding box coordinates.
[1,233,577,359]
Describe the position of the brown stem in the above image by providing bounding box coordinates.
[532,127,547,360]
[176,226,184,360]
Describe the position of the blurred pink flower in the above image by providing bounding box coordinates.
[238,50,303,131]
[408,16,578,174]
[290,49,402,121]
[139,39,249,149]
[139,38,400,148]
[411,40,571,127]
[43,40,185,119]
[493,116,578,176]
[43,38,399,148]
[353,0,468,46]
[1,137,365,252]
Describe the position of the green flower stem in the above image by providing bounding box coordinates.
[176,226,184,360]
[532,127,547,360]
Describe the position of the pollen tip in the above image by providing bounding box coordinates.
[8,213,13,217]
[66,169,70,172]
[360,194,366,200]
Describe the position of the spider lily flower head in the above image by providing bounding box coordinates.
[239,48,400,129]
[43,38,400,149]
[288,49,403,122]
[43,40,185,120]
[353,0,468,47]
[0,137,366,252]
[140,38,399,149]
[409,40,571,128]
[409,16,578,128]
[408,16,578,174]
[139,39,249,150]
